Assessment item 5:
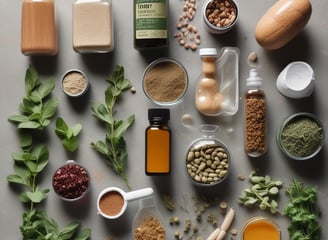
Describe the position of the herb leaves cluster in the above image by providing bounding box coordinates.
[91,65,135,189]
[8,66,58,130]
[284,179,321,240]
[55,117,82,152]
[238,171,283,214]
[7,66,91,239]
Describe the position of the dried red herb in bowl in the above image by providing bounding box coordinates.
[52,160,90,201]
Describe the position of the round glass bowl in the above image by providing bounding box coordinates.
[52,160,90,201]
[277,112,325,160]
[202,0,239,34]
[243,217,280,240]
[61,69,89,97]
[185,125,230,187]
[143,58,188,106]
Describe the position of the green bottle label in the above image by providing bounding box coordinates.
[135,0,167,39]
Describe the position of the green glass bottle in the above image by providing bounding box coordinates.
[134,0,168,50]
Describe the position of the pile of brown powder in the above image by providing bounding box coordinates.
[134,216,166,240]
[143,61,187,103]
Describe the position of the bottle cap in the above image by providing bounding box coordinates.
[148,108,170,121]
[246,69,262,87]
[199,48,217,57]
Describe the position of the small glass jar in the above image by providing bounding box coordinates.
[276,112,324,160]
[202,0,238,34]
[243,217,280,240]
[143,58,188,106]
[185,124,230,187]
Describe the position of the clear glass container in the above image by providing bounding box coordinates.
[132,197,166,239]
[243,217,280,240]
[185,124,230,187]
[195,47,239,116]
[276,112,324,160]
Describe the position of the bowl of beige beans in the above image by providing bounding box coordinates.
[185,125,230,187]
[202,0,238,34]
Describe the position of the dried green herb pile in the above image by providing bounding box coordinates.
[281,116,323,158]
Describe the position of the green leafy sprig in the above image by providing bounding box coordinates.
[55,117,82,152]
[21,209,91,240]
[238,171,283,214]
[284,179,321,240]
[8,66,58,130]
[7,134,49,208]
[91,65,135,189]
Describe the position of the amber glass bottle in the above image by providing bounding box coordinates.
[134,0,168,49]
[145,108,171,175]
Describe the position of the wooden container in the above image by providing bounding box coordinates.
[21,0,58,55]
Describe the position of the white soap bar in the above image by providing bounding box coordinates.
[73,0,114,53]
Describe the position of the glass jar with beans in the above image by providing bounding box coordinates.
[185,124,230,187]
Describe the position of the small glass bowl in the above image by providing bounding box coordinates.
[243,217,281,240]
[61,69,89,97]
[52,160,90,202]
[185,125,230,187]
[202,0,239,34]
[276,112,325,160]
[142,58,188,106]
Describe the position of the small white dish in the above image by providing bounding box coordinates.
[276,61,314,98]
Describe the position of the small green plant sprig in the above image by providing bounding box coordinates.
[91,65,135,189]
[7,134,49,208]
[55,117,82,152]
[8,66,58,130]
[238,171,283,214]
[284,178,321,240]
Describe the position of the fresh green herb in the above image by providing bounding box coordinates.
[21,209,91,240]
[284,178,321,240]
[7,136,49,207]
[91,65,135,189]
[55,117,82,152]
[238,171,283,214]
[8,66,58,130]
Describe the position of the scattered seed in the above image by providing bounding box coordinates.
[248,51,257,63]
[231,228,238,235]
[130,86,137,93]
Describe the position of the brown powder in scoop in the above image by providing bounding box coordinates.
[144,61,187,103]
[99,191,124,217]
[134,216,166,240]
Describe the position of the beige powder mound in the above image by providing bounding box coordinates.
[144,61,187,103]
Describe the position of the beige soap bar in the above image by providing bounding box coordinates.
[73,0,114,53]
[21,0,58,55]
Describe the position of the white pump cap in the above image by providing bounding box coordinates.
[246,68,262,87]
